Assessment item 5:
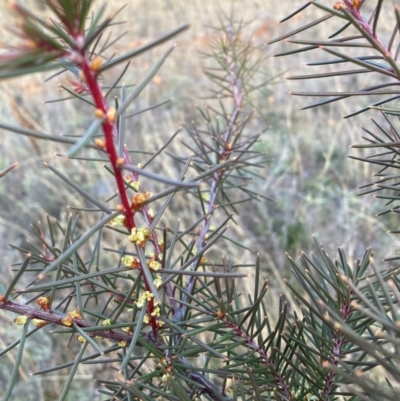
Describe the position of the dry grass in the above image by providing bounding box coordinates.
[0,1,397,399]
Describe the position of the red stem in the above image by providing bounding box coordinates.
[77,52,159,337]
[79,59,135,230]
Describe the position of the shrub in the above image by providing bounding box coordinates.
[1,1,400,401]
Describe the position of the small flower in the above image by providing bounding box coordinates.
[131,181,140,191]
[149,259,161,271]
[32,319,47,328]
[94,138,105,148]
[14,316,28,325]
[161,374,169,383]
[94,109,105,119]
[122,326,133,334]
[148,208,156,218]
[128,227,149,245]
[77,335,87,343]
[90,56,102,72]
[118,341,127,348]
[70,309,82,319]
[109,214,126,227]
[143,315,150,324]
[61,315,73,326]
[153,273,162,289]
[37,296,50,311]
[201,193,210,202]
[121,255,134,266]
[191,247,197,255]
[151,306,161,317]
[102,319,111,326]
[61,309,82,326]
[333,2,346,10]
[136,291,154,308]
[106,107,116,122]
[143,291,154,301]
[136,298,145,308]
[157,319,165,328]
[131,192,148,210]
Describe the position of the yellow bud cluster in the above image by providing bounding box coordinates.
[77,335,87,343]
[149,259,161,271]
[61,309,82,326]
[131,191,151,210]
[14,316,28,325]
[153,273,162,289]
[37,296,50,311]
[109,214,126,227]
[121,255,140,269]
[128,227,149,245]
[122,327,133,334]
[136,291,154,308]
[151,306,161,317]
[32,319,47,328]
[131,181,140,191]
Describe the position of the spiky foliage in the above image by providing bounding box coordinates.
[0,2,276,400]
[269,1,400,400]
[3,1,400,401]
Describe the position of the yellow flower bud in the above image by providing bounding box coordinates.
[77,335,87,343]
[106,107,116,122]
[94,108,105,119]
[90,56,102,72]
[14,316,28,325]
[37,296,50,311]
[32,319,47,328]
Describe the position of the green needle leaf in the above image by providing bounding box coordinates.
[99,24,189,73]
[33,211,120,282]
[120,301,147,372]
[4,318,30,401]
[67,118,102,157]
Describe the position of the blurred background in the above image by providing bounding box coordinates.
[0,0,398,399]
